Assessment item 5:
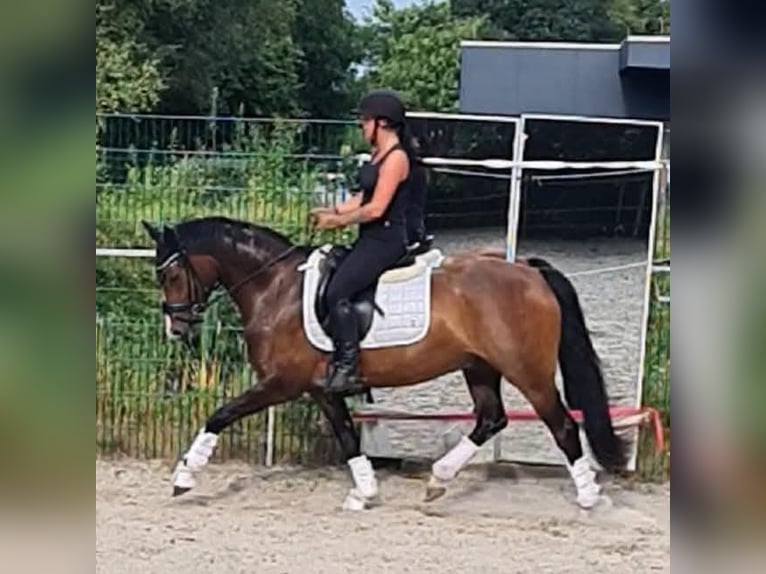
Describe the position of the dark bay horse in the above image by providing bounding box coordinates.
[142,216,626,510]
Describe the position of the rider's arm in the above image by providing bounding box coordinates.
[334,193,363,215]
[336,150,408,225]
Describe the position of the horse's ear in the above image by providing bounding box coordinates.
[142,220,162,243]
[163,225,180,250]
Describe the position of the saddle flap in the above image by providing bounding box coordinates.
[301,246,435,352]
[313,245,353,328]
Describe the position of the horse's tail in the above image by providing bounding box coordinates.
[525,257,627,473]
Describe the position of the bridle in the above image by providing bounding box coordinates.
[157,226,315,326]
[158,245,305,325]
[156,250,217,325]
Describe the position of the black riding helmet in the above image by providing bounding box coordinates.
[355,89,406,126]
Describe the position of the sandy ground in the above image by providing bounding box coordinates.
[96,459,669,574]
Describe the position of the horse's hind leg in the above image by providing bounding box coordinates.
[311,390,379,511]
[425,359,507,502]
[511,370,602,508]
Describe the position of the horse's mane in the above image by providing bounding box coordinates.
[172,216,312,259]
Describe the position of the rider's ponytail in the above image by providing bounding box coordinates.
[395,121,425,175]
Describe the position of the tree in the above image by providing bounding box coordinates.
[608,0,670,36]
[453,0,621,42]
[96,3,163,114]
[361,0,484,111]
[294,0,361,118]
[454,0,670,42]
[139,0,302,116]
[96,0,365,117]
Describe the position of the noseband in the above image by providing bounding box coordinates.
[156,251,219,325]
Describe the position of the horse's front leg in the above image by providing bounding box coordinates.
[310,390,380,511]
[172,375,297,496]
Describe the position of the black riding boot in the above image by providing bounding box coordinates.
[323,299,360,393]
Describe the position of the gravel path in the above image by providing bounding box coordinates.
[363,229,650,467]
[96,459,669,574]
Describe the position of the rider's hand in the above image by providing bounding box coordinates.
[313,211,342,230]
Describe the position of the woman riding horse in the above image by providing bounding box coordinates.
[142,93,628,511]
[310,89,417,394]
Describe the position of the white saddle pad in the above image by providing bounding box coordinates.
[299,244,445,352]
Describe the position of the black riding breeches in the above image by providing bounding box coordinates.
[325,232,406,312]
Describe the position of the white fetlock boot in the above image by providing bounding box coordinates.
[568,456,602,509]
[343,455,379,511]
[426,436,479,502]
[172,429,219,496]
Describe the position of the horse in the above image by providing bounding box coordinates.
[141,216,626,511]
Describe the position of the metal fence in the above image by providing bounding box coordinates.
[97,112,661,236]
[96,113,671,479]
[96,113,355,465]
[96,319,344,466]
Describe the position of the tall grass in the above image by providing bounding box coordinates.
[637,182,670,481]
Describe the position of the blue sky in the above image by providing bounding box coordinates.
[346,0,421,21]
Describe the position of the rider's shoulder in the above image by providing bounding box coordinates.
[379,147,409,172]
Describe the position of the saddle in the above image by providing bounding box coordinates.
[313,237,437,342]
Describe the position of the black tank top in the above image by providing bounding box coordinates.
[357,144,410,238]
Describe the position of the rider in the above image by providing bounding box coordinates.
[311,88,415,393]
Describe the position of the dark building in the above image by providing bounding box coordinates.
[459,36,670,122]
[427,36,671,239]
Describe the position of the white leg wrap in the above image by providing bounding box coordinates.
[172,428,218,491]
[347,455,379,500]
[172,460,196,490]
[432,436,479,481]
[341,489,368,512]
[568,456,601,509]
[164,314,175,339]
[183,428,219,471]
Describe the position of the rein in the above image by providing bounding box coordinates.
[206,243,303,308]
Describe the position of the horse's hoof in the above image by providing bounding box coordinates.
[342,488,379,512]
[575,483,602,509]
[173,486,192,497]
[424,484,447,502]
[576,491,602,509]
[424,475,448,502]
[342,496,366,512]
